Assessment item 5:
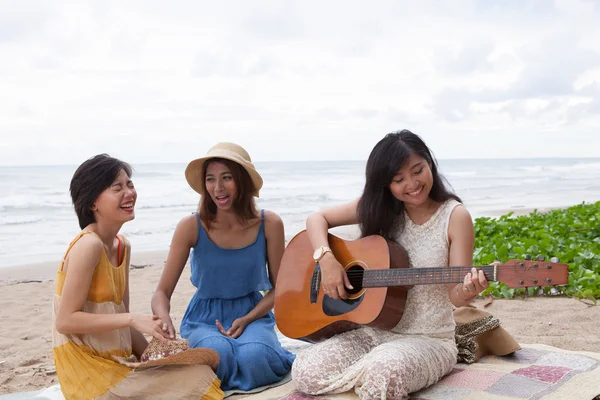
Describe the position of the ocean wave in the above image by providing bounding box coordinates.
[261,193,335,203]
[0,215,44,226]
[2,160,600,268]
[458,180,550,191]
[132,171,178,178]
[122,227,176,236]
[136,203,198,210]
[519,166,544,173]
[518,161,600,174]
[446,170,478,177]
[547,162,600,173]
[0,203,68,213]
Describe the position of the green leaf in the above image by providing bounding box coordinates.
[498,244,509,259]
[500,286,515,299]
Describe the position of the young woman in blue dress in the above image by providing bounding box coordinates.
[151,142,294,391]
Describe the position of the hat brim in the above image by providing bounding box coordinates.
[474,326,521,358]
[454,306,521,360]
[113,347,220,371]
[184,151,263,198]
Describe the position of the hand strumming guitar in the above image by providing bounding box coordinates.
[319,252,354,300]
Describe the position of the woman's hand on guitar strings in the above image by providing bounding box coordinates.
[460,266,490,299]
[320,253,353,300]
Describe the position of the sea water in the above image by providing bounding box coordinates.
[1,158,599,268]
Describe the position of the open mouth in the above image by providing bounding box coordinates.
[120,201,134,211]
[407,186,423,197]
[215,195,230,205]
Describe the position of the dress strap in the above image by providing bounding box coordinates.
[116,234,122,265]
[260,209,266,234]
[58,231,94,272]
[193,212,204,247]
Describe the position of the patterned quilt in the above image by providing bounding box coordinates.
[3,342,598,399]
[229,343,600,400]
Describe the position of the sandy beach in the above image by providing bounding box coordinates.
[0,247,598,396]
[3,2,600,397]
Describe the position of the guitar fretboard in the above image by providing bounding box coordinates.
[360,265,496,287]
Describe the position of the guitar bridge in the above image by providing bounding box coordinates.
[310,263,321,303]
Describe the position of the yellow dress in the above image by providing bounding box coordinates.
[52,231,223,400]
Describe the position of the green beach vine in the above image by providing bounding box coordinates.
[473,201,600,303]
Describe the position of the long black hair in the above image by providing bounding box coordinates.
[357,129,460,240]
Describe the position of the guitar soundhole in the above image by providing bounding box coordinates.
[346,265,364,295]
[321,265,365,317]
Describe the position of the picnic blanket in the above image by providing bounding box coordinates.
[228,338,600,400]
[2,337,599,400]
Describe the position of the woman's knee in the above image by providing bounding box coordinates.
[359,355,450,399]
[364,365,407,398]
[198,336,235,361]
[291,352,330,394]
[235,343,271,365]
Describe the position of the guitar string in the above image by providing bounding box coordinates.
[341,266,495,286]
[343,266,495,277]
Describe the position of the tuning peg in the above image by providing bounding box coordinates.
[524,254,532,261]
[550,257,560,263]
[537,255,545,262]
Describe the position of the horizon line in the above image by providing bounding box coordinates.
[1,155,600,168]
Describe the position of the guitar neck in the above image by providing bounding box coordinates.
[361,265,497,287]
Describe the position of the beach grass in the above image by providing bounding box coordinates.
[473,201,600,302]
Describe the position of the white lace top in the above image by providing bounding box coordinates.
[391,199,461,340]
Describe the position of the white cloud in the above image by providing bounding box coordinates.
[1,0,600,165]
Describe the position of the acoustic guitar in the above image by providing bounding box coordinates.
[274,230,569,343]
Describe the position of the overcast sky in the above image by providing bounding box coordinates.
[1,0,599,166]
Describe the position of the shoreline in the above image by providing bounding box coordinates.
[0,225,363,284]
[0,250,170,285]
[0,205,567,282]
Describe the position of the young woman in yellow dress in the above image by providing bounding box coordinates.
[52,154,223,400]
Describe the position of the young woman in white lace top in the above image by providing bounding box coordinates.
[292,130,489,399]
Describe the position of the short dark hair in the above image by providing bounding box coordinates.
[69,154,133,229]
[199,157,258,229]
[357,129,460,240]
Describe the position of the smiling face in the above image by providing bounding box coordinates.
[204,160,238,211]
[92,169,137,224]
[388,152,434,208]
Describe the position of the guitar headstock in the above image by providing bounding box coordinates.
[496,255,569,288]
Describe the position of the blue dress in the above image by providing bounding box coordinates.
[180,210,295,391]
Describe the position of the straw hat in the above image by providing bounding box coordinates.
[453,306,521,364]
[185,142,263,197]
[113,338,220,371]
